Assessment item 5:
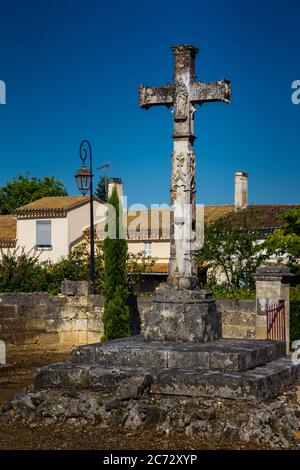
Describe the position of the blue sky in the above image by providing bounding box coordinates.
[0,0,299,207]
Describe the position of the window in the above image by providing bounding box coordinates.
[144,241,152,256]
[36,220,52,250]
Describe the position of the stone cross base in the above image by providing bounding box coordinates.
[167,273,198,290]
[143,284,222,343]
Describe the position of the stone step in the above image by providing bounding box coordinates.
[72,336,286,372]
[35,357,300,400]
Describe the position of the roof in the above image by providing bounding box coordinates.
[88,204,299,241]
[203,205,235,224]
[0,215,17,244]
[224,205,300,231]
[15,196,100,218]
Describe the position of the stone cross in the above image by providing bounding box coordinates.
[139,44,231,290]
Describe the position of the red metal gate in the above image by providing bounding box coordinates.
[267,300,286,341]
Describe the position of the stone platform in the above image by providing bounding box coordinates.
[35,336,300,400]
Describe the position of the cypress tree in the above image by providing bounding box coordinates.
[102,187,130,340]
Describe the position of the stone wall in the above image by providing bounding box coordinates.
[0,293,104,351]
[0,293,256,351]
[216,299,256,339]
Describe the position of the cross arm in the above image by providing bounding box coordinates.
[190,78,231,104]
[139,85,174,109]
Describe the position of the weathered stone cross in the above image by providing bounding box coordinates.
[139,44,231,290]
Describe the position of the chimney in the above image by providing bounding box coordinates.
[108,177,124,201]
[234,171,248,210]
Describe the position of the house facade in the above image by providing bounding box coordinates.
[0,196,105,262]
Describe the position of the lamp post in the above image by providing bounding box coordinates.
[75,140,96,294]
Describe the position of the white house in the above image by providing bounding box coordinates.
[0,196,105,262]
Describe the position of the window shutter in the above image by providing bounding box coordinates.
[36,221,51,246]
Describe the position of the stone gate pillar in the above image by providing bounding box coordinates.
[255,264,291,349]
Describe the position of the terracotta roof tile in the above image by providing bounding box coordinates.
[15,196,99,214]
[224,205,300,230]
[0,215,17,241]
[203,205,235,224]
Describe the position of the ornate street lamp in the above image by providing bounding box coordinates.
[75,140,96,294]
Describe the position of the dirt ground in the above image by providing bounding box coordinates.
[0,349,296,450]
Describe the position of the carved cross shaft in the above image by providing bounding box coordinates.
[139,45,231,290]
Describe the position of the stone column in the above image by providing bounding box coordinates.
[168,45,198,290]
[255,264,291,349]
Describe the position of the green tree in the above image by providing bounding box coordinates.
[264,207,300,272]
[198,215,269,293]
[95,175,109,202]
[0,175,67,214]
[102,187,130,340]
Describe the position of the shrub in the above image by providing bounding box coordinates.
[45,243,104,295]
[0,248,48,292]
[208,283,256,300]
[44,244,89,295]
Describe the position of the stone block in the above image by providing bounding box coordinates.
[222,325,256,339]
[87,332,101,344]
[150,358,300,399]
[60,320,73,332]
[73,319,88,331]
[25,319,46,331]
[167,350,210,369]
[37,332,60,346]
[0,305,18,319]
[61,280,92,297]
[59,307,77,320]
[59,331,78,347]
[87,319,103,332]
[35,362,90,388]
[89,366,150,393]
[78,331,88,344]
